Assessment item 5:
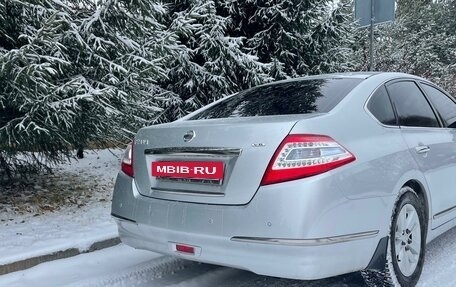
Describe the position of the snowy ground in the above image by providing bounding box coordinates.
[0,244,365,287]
[1,149,456,286]
[0,149,122,265]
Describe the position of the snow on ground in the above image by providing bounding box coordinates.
[0,244,365,287]
[0,149,122,265]
[418,226,456,287]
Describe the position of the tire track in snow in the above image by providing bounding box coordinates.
[62,250,364,287]
[152,267,243,287]
[215,269,365,287]
[76,255,364,287]
[67,256,196,287]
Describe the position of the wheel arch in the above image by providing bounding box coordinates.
[388,171,432,231]
[365,177,430,272]
[402,179,430,226]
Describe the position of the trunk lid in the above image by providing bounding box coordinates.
[133,115,320,205]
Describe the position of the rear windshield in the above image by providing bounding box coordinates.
[189,78,363,120]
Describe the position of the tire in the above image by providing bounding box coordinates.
[362,186,427,287]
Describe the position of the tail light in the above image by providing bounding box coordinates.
[121,142,134,177]
[261,134,355,185]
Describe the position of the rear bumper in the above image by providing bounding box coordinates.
[111,172,394,280]
[113,215,379,280]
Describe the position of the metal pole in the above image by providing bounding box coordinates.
[369,0,374,71]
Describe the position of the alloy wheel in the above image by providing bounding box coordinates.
[394,203,421,277]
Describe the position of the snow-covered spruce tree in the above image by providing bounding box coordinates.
[70,0,181,141]
[0,0,178,180]
[0,0,84,178]
[221,0,357,78]
[158,0,356,119]
[351,0,456,95]
[158,0,272,119]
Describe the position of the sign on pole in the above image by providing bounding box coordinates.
[355,0,395,28]
[355,0,395,71]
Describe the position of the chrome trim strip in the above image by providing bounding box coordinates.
[433,204,456,220]
[431,217,454,230]
[156,176,223,186]
[145,147,242,156]
[230,230,379,246]
[152,187,225,197]
[398,125,443,130]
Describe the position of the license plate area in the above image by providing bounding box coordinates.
[152,161,225,185]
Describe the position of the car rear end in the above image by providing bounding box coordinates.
[111,75,396,280]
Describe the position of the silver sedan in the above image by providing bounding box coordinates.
[111,72,456,287]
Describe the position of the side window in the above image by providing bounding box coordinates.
[367,86,397,125]
[387,81,439,128]
[421,84,456,128]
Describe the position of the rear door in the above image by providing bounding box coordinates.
[419,83,456,227]
[386,80,456,229]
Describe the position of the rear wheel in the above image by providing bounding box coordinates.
[362,187,426,287]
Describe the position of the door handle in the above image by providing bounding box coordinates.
[415,146,430,154]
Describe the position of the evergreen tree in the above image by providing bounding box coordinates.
[160,0,272,118]
[0,0,178,179]
[160,0,356,119]
[221,0,356,77]
[396,0,432,18]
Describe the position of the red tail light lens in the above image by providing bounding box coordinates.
[261,134,355,185]
[121,142,134,177]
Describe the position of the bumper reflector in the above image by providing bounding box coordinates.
[175,244,195,254]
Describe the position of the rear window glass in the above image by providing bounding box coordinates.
[367,85,397,125]
[189,78,363,120]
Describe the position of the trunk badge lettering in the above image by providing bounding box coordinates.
[136,139,149,145]
[252,143,266,147]
[183,130,196,142]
